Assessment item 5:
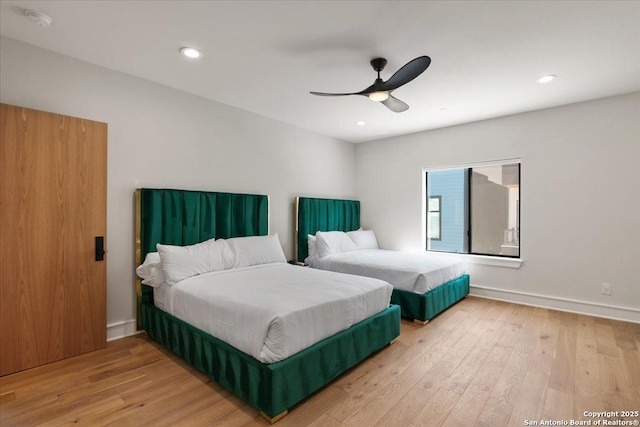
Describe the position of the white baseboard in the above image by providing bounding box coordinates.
[106,319,141,342]
[470,284,640,324]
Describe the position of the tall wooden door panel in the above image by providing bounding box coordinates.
[0,103,107,376]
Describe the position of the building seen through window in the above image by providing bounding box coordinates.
[425,162,520,258]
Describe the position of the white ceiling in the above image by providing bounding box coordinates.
[1,1,639,143]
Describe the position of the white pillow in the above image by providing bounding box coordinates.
[347,229,379,250]
[157,238,235,285]
[307,234,318,259]
[226,234,286,268]
[136,252,166,288]
[315,231,359,258]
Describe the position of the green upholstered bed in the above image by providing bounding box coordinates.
[135,188,400,423]
[295,196,469,324]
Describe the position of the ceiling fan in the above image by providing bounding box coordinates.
[310,56,431,113]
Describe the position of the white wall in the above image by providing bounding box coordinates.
[356,93,640,323]
[3,36,638,333]
[0,37,357,338]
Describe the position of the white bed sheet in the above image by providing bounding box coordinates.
[306,249,465,294]
[153,282,169,312]
[160,263,392,364]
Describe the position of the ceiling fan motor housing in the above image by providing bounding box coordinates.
[370,58,387,72]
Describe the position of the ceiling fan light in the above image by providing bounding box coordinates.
[368,91,389,102]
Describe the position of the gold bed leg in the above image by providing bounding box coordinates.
[389,338,399,345]
[260,410,288,424]
[413,319,430,326]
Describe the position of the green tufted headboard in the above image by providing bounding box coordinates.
[135,188,269,328]
[295,196,360,262]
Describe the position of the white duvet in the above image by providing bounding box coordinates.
[306,249,465,294]
[162,263,392,364]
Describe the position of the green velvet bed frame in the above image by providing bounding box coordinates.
[295,196,469,324]
[135,188,400,423]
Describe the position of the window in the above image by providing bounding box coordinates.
[427,196,441,241]
[425,161,520,258]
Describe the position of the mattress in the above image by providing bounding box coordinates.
[306,249,465,294]
[158,263,392,363]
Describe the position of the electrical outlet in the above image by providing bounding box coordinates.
[601,283,612,295]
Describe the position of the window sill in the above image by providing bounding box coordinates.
[430,252,523,269]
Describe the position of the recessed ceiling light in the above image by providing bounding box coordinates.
[180,47,202,59]
[25,10,52,28]
[537,74,557,84]
[356,121,367,126]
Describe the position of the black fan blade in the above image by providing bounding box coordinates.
[378,56,431,92]
[310,91,360,97]
[381,95,409,113]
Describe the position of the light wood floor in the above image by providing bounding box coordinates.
[1,296,639,426]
